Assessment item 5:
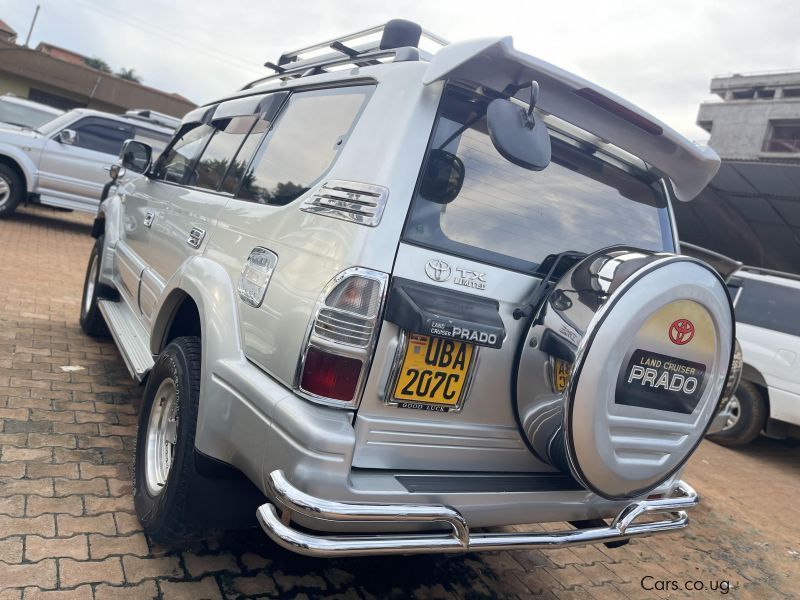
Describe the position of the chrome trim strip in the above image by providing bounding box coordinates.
[301,180,390,227]
[187,227,205,249]
[256,470,698,557]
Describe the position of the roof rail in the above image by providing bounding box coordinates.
[739,265,800,283]
[243,19,448,90]
[124,109,181,130]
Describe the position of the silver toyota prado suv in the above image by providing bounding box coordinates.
[81,21,735,556]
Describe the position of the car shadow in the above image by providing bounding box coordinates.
[710,435,800,467]
[13,204,94,235]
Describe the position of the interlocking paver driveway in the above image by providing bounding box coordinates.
[0,205,797,599]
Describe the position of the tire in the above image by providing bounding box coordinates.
[79,236,110,337]
[133,336,204,543]
[707,380,767,447]
[0,163,24,218]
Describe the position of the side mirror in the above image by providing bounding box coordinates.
[486,81,551,171]
[419,149,465,204]
[108,164,126,181]
[119,139,152,175]
[56,129,77,145]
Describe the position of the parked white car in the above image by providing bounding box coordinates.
[0,94,63,129]
[0,108,175,217]
[709,267,800,445]
[80,20,734,556]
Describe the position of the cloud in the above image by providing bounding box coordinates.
[1,0,797,138]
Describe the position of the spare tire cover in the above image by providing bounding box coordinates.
[516,247,734,500]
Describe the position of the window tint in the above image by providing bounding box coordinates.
[238,86,370,205]
[153,124,213,184]
[735,278,800,336]
[219,118,270,194]
[403,86,672,273]
[188,116,258,191]
[72,119,132,155]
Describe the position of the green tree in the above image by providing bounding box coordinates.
[116,68,141,83]
[84,57,112,73]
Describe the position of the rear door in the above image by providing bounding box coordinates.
[353,85,677,473]
[121,94,288,325]
[38,117,132,210]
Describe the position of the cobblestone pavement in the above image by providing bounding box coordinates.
[0,205,797,599]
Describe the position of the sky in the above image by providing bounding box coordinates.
[1,0,798,141]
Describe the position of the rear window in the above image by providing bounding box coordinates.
[735,278,800,336]
[403,86,674,273]
[237,86,371,206]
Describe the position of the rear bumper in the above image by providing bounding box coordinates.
[256,470,698,557]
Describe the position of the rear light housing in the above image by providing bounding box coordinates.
[294,267,388,408]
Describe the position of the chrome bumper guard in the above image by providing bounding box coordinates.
[256,470,698,557]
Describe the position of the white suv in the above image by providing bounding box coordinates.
[0,108,175,217]
[709,268,800,445]
[80,21,734,556]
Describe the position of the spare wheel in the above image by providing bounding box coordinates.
[514,247,734,500]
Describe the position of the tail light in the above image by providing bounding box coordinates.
[295,268,388,408]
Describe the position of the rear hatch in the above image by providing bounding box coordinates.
[353,84,676,473]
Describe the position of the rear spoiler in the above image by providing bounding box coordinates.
[423,37,720,202]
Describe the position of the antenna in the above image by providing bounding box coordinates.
[24,4,41,48]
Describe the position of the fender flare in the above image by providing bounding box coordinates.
[150,256,244,360]
[741,362,768,390]
[0,146,38,191]
[95,194,125,288]
[150,257,260,465]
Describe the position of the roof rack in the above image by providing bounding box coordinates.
[243,19,448,90]
[739,265,800,283]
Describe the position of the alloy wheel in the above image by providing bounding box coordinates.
[145,378,179,495]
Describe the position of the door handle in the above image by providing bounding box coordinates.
[143,211,155,228]
[187,227,205,249]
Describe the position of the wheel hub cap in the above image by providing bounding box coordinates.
[145,378,179,496]
[0,177,10,206]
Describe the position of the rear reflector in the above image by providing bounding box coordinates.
[300,346,363,402]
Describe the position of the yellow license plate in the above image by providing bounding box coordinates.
[393,334,475,408]
[552,358,571,393]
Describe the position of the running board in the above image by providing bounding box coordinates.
[97,299,154,382]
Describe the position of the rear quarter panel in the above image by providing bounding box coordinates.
[204,64,442,387]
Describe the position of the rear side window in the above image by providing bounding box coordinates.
[153,124,213,183]
[403,86,673,273]
[237,86,371,206]
[72,118,133,155]
[735,278,800,336]
[219,118,271,194]
[188,116,259,191]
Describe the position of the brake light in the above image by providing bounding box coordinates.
[295,268,389,408]
[300,347,363,402]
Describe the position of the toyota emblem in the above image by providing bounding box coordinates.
[669,319,695,345]
[425,259,452,282]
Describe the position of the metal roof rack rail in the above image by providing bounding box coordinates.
[242,19,448,90]
[124,109,181,130]
[739,265,800,282]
